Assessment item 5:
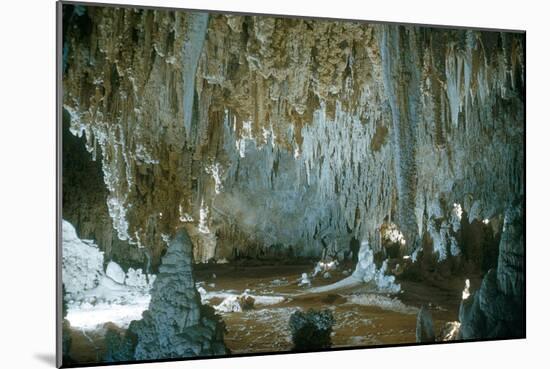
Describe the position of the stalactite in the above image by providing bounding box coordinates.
[378,25,421,251]
[63,7,524,267]
[182,12,209,143]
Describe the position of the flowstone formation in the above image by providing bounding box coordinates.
[63,5,525,270]
[308,240,400,293]
[127,229,228,360]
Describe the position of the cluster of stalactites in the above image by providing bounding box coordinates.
[62,7,524,263]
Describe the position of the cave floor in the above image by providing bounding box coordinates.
[68,264,469,363]
[194,264,463,354]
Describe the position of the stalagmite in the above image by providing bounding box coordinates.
[128,229,228,359]
[416,306,435,342]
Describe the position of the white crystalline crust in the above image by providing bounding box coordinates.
[126,267,156,289]
[198,199,211,234]
[205,162,224,194]
[197,288,286,313]
[106,260,126,284]
[62,219,156,330]
[62,220,104,297]
[347,294,418,315]
[214,295,243,313]
[352,241,401,294]
[382,223,406,245]
[308,241,400,294]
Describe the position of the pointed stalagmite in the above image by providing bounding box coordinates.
[128,229,228,360]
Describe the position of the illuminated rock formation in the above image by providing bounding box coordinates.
[458,202,525,339]
[128,229,228,360]
[62,6,524,270]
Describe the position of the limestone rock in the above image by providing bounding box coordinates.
[103,324,136,362]
[458,202,525,339]
[416,306,435,343]
[215,296,243,313]
[438,321,461,342]
[237,294,255,311]
[106,261,125,284]
[62,219,104,298]
[379,25,422,252]
[215,292,256,313]
[128,229,228,360]
[353,241,400,293]
[298,273,311,287]
[61,285,73,364]
[289,309,335,351]
[63,6,524,266]
[497,203,525,300]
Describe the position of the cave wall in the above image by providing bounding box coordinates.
[458,200,525,339]
[62,4,524,267]
[62,109,148,270]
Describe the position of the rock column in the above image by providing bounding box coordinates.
[128,229,228,360]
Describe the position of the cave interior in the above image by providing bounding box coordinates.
[60,3,525,366]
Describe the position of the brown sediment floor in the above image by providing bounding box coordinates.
[68,264,473,363]
[193,264,468,354]
[67,326,111,364]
